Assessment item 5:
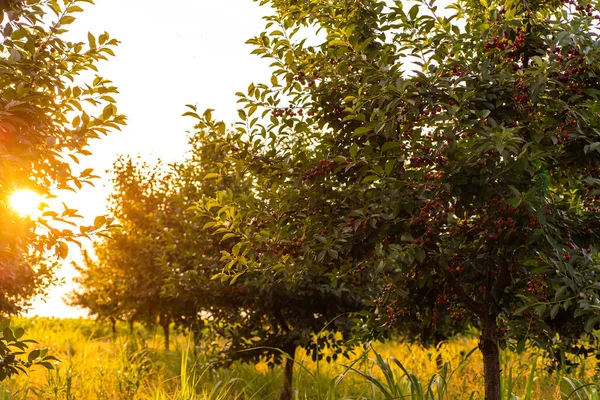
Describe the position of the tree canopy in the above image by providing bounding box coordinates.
[0,0,124,380]
[200,0,600,398]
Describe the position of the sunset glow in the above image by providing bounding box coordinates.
[9,190,44,218]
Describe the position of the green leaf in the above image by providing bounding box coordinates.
[221,233,238,241]
[28,349,40,362]
[584,316,600,333]
[415,248,426,262]
[3,328,15,342]
[13,327,24,339]
[353,126,372,136]
[409,4,419,20]
[401,233,413,242]
[88,32,96,49]
[385,160,394,175]
[60,15,76,25]
[556,31,570,45]
[350,143,359,158]
[328,40,349,47]
[56,242,69,259]
[94,216,106,229]
[362,176,379,183]
[11,29,27,40]
[550,304,560,319]
[587,142,600,154]
[381,141,402,152]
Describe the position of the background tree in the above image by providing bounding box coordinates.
[70,249,125,336]
[72,107,365,400]
[71,157,183,351]
[0,0,124,379]
[186,112,366,400]
[203,0,600,399]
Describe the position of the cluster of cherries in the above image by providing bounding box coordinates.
[409,154,435,168]
[294,71,317,87]
[450,65,470,77]
[374,283,406,328]
[410,196,453,245]
[252,237,303,258]
[551,47,592,96]
[301,159,349,184]
[221,285,244,294]
[349,251,379,287]
[271,106,306,118]
[424,170,445,181]
[526,276,549,302]
[581,173,600,212]
[572,1,596,17]
[484,27,526,53]
[346,217,369,233]
[579,166,600,177]
[551,116,578,143]
[513,77,530,105]
[445,200,539,246]
[31,34,58,56]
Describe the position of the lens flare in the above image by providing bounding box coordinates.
[9,190,43,217]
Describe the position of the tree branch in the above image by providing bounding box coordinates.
[443,268,487,318]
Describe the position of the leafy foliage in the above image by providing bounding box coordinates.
[72,108,364,400]
[0,0,124,313]
[0,0,124,380]
[200,0,600,398]
[70,157,182,349]
[0,319,58,381]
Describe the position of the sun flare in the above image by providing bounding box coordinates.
[9,190,44,217]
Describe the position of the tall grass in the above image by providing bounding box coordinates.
[0,317,597,399]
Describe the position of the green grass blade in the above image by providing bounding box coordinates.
[343,364,395,399]
[523,355,537,400]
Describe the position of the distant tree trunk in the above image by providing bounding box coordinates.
[480,315,501,400]
[160,314,170,352]
[434,334,444,369]
[192,322,202,358]
[109,316,116,338]
[279,344,297,400]
[436,352,444,369]
[128,317,134,335]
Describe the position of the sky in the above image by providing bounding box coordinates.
[28,0,273,318]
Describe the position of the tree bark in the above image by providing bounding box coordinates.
[109,316,116,338]
[128,317,134,335]
[160,315,170,352]
[279,345,297,400]
[434,335,444,369]
[480,315,501,400]
[436,352,444,369]
[192,323,202,358]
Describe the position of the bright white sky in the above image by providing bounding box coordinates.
[29,0,273,318]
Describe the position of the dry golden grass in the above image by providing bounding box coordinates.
[0,317,597,399]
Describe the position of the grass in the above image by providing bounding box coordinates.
[0,317,597,399]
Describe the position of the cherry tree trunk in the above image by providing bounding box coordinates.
[279,345,297,400]
[436,352,444,369]
[480,315,501,400]
[110,316,116,338]
[192,324,202,358]
[160,315,170,352]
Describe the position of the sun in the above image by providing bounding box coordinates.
[9,190,44,217]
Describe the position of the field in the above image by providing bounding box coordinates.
[0,318,597,399]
